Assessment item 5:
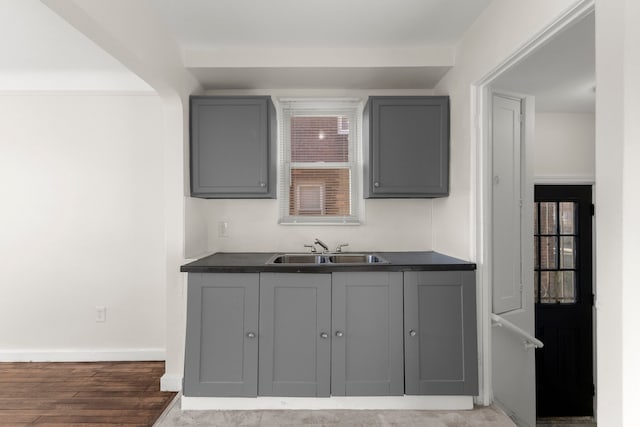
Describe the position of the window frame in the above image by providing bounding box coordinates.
[277,98,363,225]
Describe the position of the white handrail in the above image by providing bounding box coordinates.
[491,313,544,349]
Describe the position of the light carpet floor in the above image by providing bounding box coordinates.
[154,396,516,427]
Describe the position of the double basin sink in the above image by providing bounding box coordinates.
[267,253,389,265]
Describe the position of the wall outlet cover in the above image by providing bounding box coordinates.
[96,306,106,322]
[218,221,229,238]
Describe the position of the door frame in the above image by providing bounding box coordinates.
[471,0,595,409]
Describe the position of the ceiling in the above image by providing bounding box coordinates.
[0,0,595,112]
[151,0,490,49]
[493,12,595,113]
[151,0,491,90]
[0,0,152,91]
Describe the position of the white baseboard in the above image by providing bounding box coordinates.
[0,349,165,362]
[181,395,474,411]
[161,373,183,392]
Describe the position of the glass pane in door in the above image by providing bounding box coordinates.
[559,202,575,234]
[560,236,576,269]
[540,236,558,269]
[539,202,557,235]
[534,201,578,304]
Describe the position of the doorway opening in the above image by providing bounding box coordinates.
[474,2,595,425]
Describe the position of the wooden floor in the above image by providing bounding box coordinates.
[0,361,176,426]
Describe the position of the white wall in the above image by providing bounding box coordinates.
[620,2,640,425]
[0,93,166,360]
[39,0,202,387]
[535,112,595,180]
[433,0,579,259]
[596,0,640,424]
[204,199,433,253]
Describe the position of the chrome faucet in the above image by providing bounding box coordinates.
[314,238,329,253]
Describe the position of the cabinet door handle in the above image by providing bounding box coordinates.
[374,181,380,188]
[246,332,256,339]
[259,181,266,187]
[320,332,329,339]
[335,331,344,337]
[409,329,417,337]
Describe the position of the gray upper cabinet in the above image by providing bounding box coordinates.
[331,272,404,396]
[403,271,478,395]
[259,273,332,397]
[364,96,449,198]
[183,273,259,397]
[190,96,276,198]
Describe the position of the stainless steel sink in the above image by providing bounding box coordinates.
[268,254,330,264]
[328,254,387,264]
[267,253,388,265]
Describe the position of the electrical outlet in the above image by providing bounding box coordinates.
[96,306,106,322]
[218,221,229,238]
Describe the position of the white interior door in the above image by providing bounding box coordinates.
[492,94,523,314]
[490,92,537,427]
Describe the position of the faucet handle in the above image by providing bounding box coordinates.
[304,244,317,253]
[335,243,349,253]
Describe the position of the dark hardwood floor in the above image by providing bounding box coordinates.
[0,361,176,426]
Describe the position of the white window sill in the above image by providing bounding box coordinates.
[279,217,361,226]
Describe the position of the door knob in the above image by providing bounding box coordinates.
[335,331,344,337]
[246,332,256,339]
[409,329,417,337]
[320,332,328,339]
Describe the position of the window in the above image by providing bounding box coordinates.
[534,201,578,304]
[278,99,361,224]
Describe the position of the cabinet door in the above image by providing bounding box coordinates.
[183,273,259,397]
[190,96,276,198]
[331,272,404,396]
[364,96,449,198]
[259,273,331,397]
[404,271,478,395]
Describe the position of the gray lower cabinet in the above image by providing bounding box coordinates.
[259,272,404,397]
[183,273,259,397]
[184,270,478,398]
[259,273,332,397]
[364,96,449,198]
[403,271,478,395]
[331,272,404,396]
[190,96,276,198]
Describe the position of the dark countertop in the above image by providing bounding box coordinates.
[180,251,476,273]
